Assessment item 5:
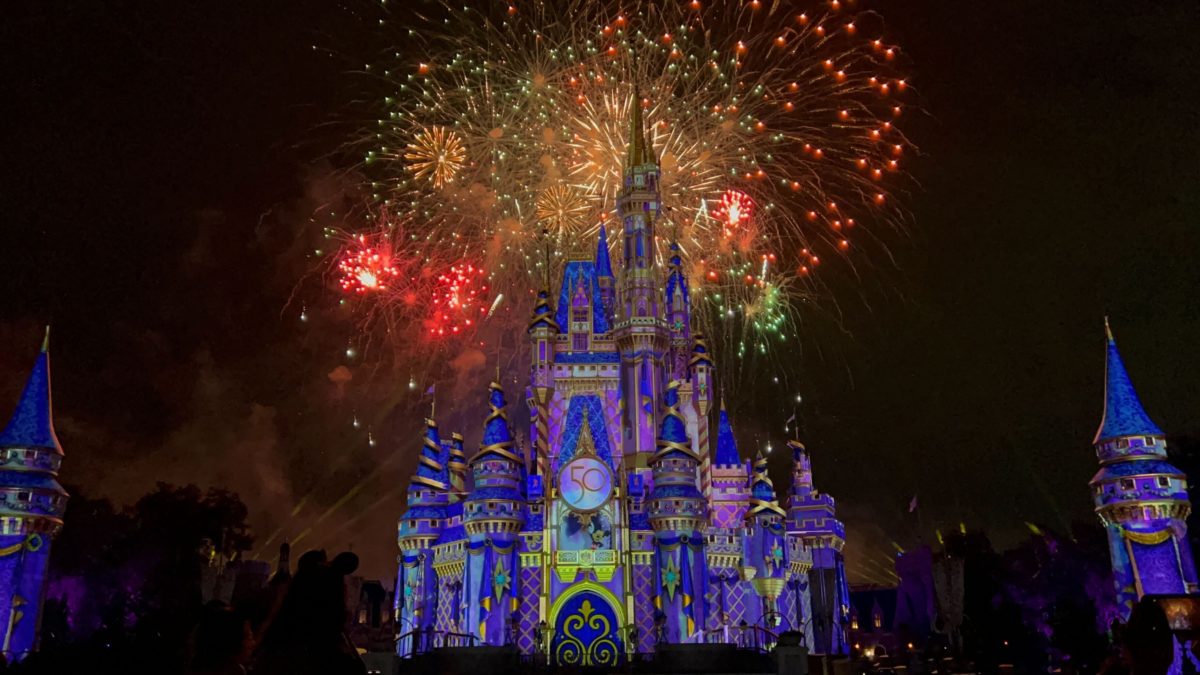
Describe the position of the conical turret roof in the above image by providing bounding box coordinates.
[715,401,740,466]
[0,328,61,455]
[1094,319,1163,443]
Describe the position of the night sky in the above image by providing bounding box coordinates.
[3,1,1199,584]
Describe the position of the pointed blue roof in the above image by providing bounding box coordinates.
[1094,321,1163,443]
[654,381,696,461]
[466,381,523,503]
[411,418,447,492]
[689,334,713,369]
[750,453,776,502]
[472,381,521,467]
[0,330,61,454]
[554,260,610,334]
[715,403,740,466]
[749,452,785,516]
[528,288,559,333]
[595,225,614,278]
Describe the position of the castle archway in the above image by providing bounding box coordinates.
[548,582,625,666]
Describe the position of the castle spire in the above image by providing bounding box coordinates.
[595,225,614,279]
[626,85,652,168]
[1094,319,1163,443]
[0,326,62,455]
[749,451,785,517]
[411,417,448,492]
[715,405,740,466]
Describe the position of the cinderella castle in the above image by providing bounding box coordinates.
[392,104,851,664]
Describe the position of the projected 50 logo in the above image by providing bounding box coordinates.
[558,456,613,512]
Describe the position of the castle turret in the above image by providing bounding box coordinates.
[746,452,788,628]
[710,402,750,529]
[786,438,848,655]
[1089,320,1197,615]
[528,288,558,479]
[689,336,715,499]
[665,243,692,382]
[463,382,525,645]
[648,381,707,642]
[596,225,616,321]
[0,331,68,663]
[447,432,467,502]
[395,417,449,653]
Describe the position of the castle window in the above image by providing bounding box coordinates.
[16,491,30,502]
[1117,439,1129,449]
[851,617,859,630]
[572,306,588,324]
[874,614,883,629]
[1145,436,1156,446]
[1158,477,1170,488]
[1121,479,1135,491]
[573,333,588,351]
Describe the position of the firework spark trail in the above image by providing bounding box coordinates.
[323,0,914,395]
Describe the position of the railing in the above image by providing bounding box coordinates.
[702,624,780,653]
[396,628,480,658]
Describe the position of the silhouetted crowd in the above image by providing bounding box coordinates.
[185,549,366,675]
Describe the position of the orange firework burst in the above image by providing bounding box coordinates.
[404,125,466,188]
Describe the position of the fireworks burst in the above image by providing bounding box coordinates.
[337,234,400,294]
[711,188,755,232]
[331,0,914,395]
[536,185,594,237]
[403,125,466,188]
[428,263,489,338]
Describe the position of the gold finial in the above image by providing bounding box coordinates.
[1104,315,1114,342]
[41,325,51,353]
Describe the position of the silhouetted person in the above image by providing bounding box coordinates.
[188,602,254,675]
[255,549,366,675]
[1121,598,1175,675]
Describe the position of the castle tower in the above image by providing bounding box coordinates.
[614,87,669,466]
[528,288,558,479]
[665,243,692,382]
[648,381,708,643]
[689,336,714,499]
[0,331,68,662]
[710,402,750,529]
[1089,320,1197,616]
[786,438,849,655]
[447,432,467,502]
[395,417,449,654]
[596,225,616,323]
[463,381,525,645]
[746,452,788,628]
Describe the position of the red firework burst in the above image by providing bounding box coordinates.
[711,189,755,233]
[428,263,489,337]
[338,235,400,294]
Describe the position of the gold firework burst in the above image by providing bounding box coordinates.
[404,126,466,188]
[535,184,593,236]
